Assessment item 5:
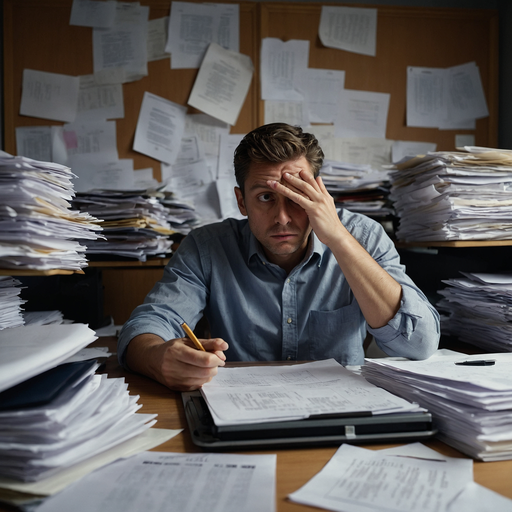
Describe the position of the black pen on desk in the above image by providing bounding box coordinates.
[455,359,495,366]
[182,322,205,351]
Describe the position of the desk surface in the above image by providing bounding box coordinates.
[91,337,512,510]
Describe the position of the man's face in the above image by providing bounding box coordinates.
[234,156,313,271]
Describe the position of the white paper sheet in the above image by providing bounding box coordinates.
[0,324,97,393]
[36,451,276,512]
[166,1,240,69]
[188,43,253,126]
[92,2,149,82]
[69,0,116,28]
[71,157,135,192]
[264,100,309,126]
[147,16,170,62]
[15,126,52,162]
[447,62,489,123]
[289,443,473,512]
[319,6,377,57]
[133,92,187,164]
[76,74,124,121]
[260,38,309,101]
[392,140,437,163]
[296,68,345,123]
[335,89,390,138]
[201,359,422,426]
[217,132,243,179]
[20,69,79,123]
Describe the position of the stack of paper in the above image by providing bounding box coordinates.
[159,194,200,235]
[201,359,424,426]
[362,351,512,461]
[437,272,512,352]
[320,160,394,218]
[71,190,174,261]
[23,310,65,326]
[0,323,175,504]
[0,155,102,271]
[0,276,25,330]
[389,147,512,241]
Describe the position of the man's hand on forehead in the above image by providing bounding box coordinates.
[267,169,344,247]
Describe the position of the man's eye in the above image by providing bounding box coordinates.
[258,193,272,203]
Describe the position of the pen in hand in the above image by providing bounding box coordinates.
[182,322,205,351]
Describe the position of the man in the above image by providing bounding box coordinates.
[118,123,440,391]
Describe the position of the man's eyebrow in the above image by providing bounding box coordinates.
[248,182,275,192]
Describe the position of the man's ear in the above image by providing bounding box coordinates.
[234,187,247,216]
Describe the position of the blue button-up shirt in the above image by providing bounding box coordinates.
[118,209,440,367]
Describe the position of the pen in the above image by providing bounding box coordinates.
[454,359,495,366]
[182,322,205,351]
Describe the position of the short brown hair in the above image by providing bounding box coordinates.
[233,123,324,194]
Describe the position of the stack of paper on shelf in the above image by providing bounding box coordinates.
[71,190,174,261]
[389,146,512,241]
[159,193,200,235]
[23,310,66,326]
[0,276,25,330]
[437,272,512,352]
[362,351,512,461]
[320,160,394,219]
[0,155,103,272]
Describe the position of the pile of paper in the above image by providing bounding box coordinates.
[0,155,103,271]
[72,190,174,261]
[0,323,175,505]
[362,351,512,461]
[159,193,200,235]
[201,359,423,426]
[23,310,65,326]
[389,147,512,241]
[0,276,25,330]
[437,272,512,352]
[320,160,394,218]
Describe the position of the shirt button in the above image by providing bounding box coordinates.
[287,317,292,324]
[286,278,291,283]
[287,356,292,361]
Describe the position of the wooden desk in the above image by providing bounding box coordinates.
[91,337,512,510]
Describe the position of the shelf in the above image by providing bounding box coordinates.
[87,258,171,268]
[0,268,84,276]
[395,240,512,249]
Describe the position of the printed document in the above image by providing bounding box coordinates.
[133,92,187,164]
[319,6,377,56]
[260,38,309,101]
[289,443,473,512]
[70,0,116,28]
[166,1,240,69]
[201,359,422,426]
[36,451,277,512]
[188,43,254,126]
[20,69,79,123]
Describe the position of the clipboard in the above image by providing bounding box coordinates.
[182,390,437,450]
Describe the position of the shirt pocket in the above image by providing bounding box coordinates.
[307,300,366,365]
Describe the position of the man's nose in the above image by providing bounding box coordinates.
[274,198,292,224]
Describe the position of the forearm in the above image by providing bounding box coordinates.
[329,226,402,329]
[125,333,167,382]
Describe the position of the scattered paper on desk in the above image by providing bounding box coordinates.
[201,359,423,426]
[20,69,79,123]
[260,38,309,101]
[166,1,239,69]
[133,92,187,164]
[319,6,377,56]
[188,43,254,126]
[335,89,390,139]
[289,443,472,512]
[35,451,276,512]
